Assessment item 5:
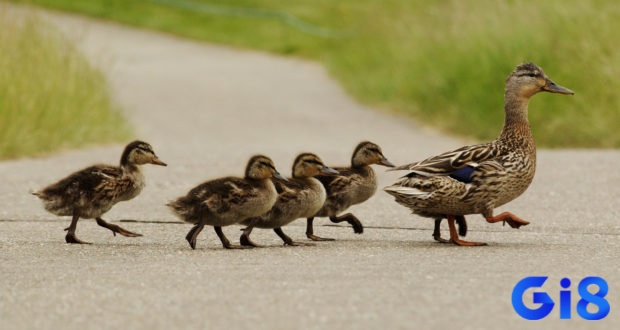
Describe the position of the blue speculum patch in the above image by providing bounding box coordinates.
[450,165,476,183]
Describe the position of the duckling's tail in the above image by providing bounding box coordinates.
[166,197,200,224]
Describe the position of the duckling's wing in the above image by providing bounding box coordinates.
[199,178,259,213]
[391,142,501,175]
[273,179,305,204]
[39,165,121,199]
[316,170,355,197]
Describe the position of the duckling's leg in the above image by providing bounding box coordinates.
[274,227,314,246]
[306,217,335,241]
[432,219,450,243]
[95,218,142,238]
[485,212,530,229]
[185,223,204,250]
[64,210,91,244]
[240,220,262,248]
[434,216,469,242]
[329,213,364,234]
[214,226,248,249]
[447,215,487,246]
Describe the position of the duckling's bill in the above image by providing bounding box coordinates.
[321,166,339,175]
[273,171,288,181]
[151,157,168,166]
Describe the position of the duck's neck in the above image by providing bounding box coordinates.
[499,90,534,147]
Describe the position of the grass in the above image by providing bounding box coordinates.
[0,7,131,159]
[7,0,620,148]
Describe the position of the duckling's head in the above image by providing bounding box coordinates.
[351,141,395,168]
[506,62,574,98]
[121,140,167,167]
[291,153,339,178]
[245,155,286,181]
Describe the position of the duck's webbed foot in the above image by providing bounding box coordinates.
[185,223,204,250]
[96,218,142,238]
[215,226,249,249]
[306,217,335,241]
[330,213,364,234]
[274,228,314,246]
[485,212,530,229]
[447,215,487,246]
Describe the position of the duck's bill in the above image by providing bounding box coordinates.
[380,157,396,167]
[544,80,575,95]
[151,158,168,166]
[273,171,288,181]
[320,166,339,175]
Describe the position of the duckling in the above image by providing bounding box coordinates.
[306,141,395,241]
[167,155,285,250]
[384,62,574,246]
[239,153,338,247]
[33,140,167,244]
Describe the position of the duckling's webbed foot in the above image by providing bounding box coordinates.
[64,211,91,244]
[215,226,249,249]
[274,228,314,246]
[96,218,142,238]
[329,213,364,234]
[432,219,450,243]
[185,223,204,250]
[306,217,335,241]
[239,224,262,248]
[485,212,530,229]
[65,233,92,244]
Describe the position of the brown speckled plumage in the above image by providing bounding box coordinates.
[239,153,337,247]
[306,141,394,241]
[384,63,574,246]
[168,155,284,250]
[33,140,167,244]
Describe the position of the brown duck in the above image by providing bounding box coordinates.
[385,63,574,245]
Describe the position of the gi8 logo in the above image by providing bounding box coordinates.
[512,276,610,320]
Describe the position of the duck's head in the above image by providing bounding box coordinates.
[506,62,574,98]
[291,153,339,178]
[351,141,395,168]
[121,140,167,167]
[245,155,286,181]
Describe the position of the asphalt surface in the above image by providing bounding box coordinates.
[1,5,619,330]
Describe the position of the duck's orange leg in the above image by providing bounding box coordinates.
[485,212,530,229]
[447,215,487,246]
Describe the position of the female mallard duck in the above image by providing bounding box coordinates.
[33,140,167,244]
[306,141,395,241]
[239,153,338,247]
[384,62,574,246]
[167,155,285,250]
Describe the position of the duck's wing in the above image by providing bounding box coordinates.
[390,142,501,176]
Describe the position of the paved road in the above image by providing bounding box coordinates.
[1,5,619,330]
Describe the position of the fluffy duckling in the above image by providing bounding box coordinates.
[33,140,167,244]
[167,155,285,250]
[306,141,394,241]
[239,153,338,247]
[385,62,574,246]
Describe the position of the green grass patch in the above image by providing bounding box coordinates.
[0,7,131,159]
[11,0,620,148]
